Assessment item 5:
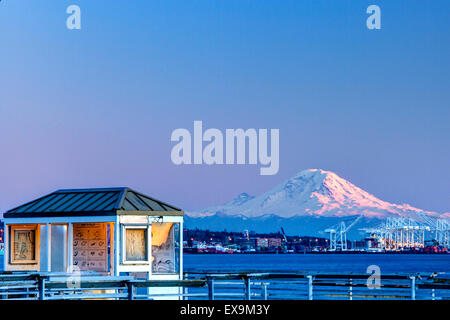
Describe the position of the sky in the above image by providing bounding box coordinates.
[0,0,449,214]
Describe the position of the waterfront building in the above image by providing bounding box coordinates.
[268,238,282,248]
[2,187,183,296]
[235,237,257,249]
[256,238,269,248]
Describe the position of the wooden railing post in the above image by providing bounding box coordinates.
[244,277,251,300]
[307,275,313,300]
[127,282,135,300]
[207,278,215,300]
[38,276,46,301]
[410,276,416,300]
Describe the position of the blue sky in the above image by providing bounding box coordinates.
[0,0,449,213]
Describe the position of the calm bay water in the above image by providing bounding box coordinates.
[184,253,450,274]
[1,253,449,274]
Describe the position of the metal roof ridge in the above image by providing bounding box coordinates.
[55,187,128,193]
[115,187,130,210]
[128,188,182,211]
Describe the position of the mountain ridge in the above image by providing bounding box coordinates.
[187,169,443,221]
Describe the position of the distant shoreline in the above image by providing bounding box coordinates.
[183,251,450,255]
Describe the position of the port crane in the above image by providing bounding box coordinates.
[362,214,449,250]
[415,211,450,247]
[325,214,363,251]
[435,219,450,247]
[280,227,288,243]
[280,227,293,252]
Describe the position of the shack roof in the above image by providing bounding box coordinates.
[3,187,182,218]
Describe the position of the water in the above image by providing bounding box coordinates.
[184,254,450,300]
[184,253,450,274]
[1,253,449,274]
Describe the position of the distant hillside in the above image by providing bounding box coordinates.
[186,169,446,238]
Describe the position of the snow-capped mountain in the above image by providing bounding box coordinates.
[185,169,444,237]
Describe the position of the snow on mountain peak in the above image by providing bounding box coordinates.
[231,193,255,206]
[188,169,441,220]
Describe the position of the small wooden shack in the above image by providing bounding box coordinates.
[2,188,184,285]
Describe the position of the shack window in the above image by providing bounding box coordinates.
[10,225,38,264]
[125,227,148,262]
[151,223,180,274]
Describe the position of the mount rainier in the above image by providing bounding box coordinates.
[185,169,445,239]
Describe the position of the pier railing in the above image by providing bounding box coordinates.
[184,271,450,300]
[0,271,449,300]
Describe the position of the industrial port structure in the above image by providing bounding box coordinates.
[325,212,450,252]
[363,217,449,251]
